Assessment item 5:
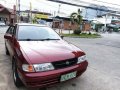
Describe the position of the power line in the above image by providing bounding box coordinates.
[38,1,72,12]
[93,0,120,7]
[29,1,72,16]
[47,0,120,13]
[75,0,120,7]
[40,1,101,17]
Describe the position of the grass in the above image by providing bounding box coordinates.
[63,33,101,38]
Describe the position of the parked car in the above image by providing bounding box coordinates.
[4,23,88,89]
[0,21,5,26]
[37,19,47,25]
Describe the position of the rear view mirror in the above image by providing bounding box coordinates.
[4,35,12,39]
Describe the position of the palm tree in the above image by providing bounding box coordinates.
[70,9,82,32]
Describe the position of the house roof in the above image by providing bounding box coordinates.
[53,16,88,21]
[19,10,51,15]
[0,4,14,14]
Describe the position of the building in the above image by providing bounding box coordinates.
[51,16,91,31]
[19,10,51,23]
[0,4,15,25]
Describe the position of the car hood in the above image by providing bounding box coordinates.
[19,40,84,64]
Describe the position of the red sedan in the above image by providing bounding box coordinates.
[4,23,88,88]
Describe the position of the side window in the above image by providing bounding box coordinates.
[6,27,11,33]
[6,26,16,35]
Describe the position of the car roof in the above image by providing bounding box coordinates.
[16,23,47,27]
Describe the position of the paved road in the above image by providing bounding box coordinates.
[0,27,120,90]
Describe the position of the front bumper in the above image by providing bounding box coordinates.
[18,61,88,88]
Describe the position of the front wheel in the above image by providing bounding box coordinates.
[13,61,23,87]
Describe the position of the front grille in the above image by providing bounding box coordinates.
[27,78,59,86]
[52,58,78,69]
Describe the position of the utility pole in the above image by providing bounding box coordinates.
[30,2,32,23]
[16,0,18,23]
[13,5,16,24]
[53,11,56,29]
[104,14,107,32]
[58,4,61,34]
[57,4,61,15]
[85,8,88,19]
[18,0,20,23]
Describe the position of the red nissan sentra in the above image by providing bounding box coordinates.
[4,23,88,88]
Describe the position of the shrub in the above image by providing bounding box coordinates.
[88,31,91,35]
[74,29,81,34]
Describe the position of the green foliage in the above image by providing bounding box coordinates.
[70,9,82,25]
[63,33,101,38]
[113,28,119,32]
[74,29,81,34]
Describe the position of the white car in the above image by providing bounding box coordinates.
[37,20,47,25]
[0,21,5,26]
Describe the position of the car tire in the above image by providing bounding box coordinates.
[5,45,9,55]
[13,61,23,87]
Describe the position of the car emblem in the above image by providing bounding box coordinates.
[66,61,70,65]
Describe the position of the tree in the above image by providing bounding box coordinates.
[70,9,82,31]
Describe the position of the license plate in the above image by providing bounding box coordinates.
[60,71,77,82]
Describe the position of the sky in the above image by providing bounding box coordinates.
[0,0,120,16]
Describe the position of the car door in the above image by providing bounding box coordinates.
[5,25,16,57]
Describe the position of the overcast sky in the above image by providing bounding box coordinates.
[0,0,120,16]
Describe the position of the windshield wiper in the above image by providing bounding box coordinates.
[19,38,60,41]
[40,38,60,41]
[19,39,38,41]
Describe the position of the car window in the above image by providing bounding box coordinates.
[18,25,61,40]
[6,27,11,33]
[6,26,16,35]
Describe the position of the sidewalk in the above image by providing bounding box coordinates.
[54,29,73,34]
[54,29,97,34]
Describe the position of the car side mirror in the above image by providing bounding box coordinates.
[60,35,64,39]
[4,35,12,39]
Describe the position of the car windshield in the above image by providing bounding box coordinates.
[37,20,47,25]
[18,25,61,41]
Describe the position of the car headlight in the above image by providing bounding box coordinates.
[77,55,86,64]
[22,64,35,72]
[22,63,54,72]
[33,63,54,72]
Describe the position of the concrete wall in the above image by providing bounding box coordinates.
[63,20,78,30]
[53,20,91,31]
[83,23,91,31]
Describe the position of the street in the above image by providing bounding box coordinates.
[0,26,120,90]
